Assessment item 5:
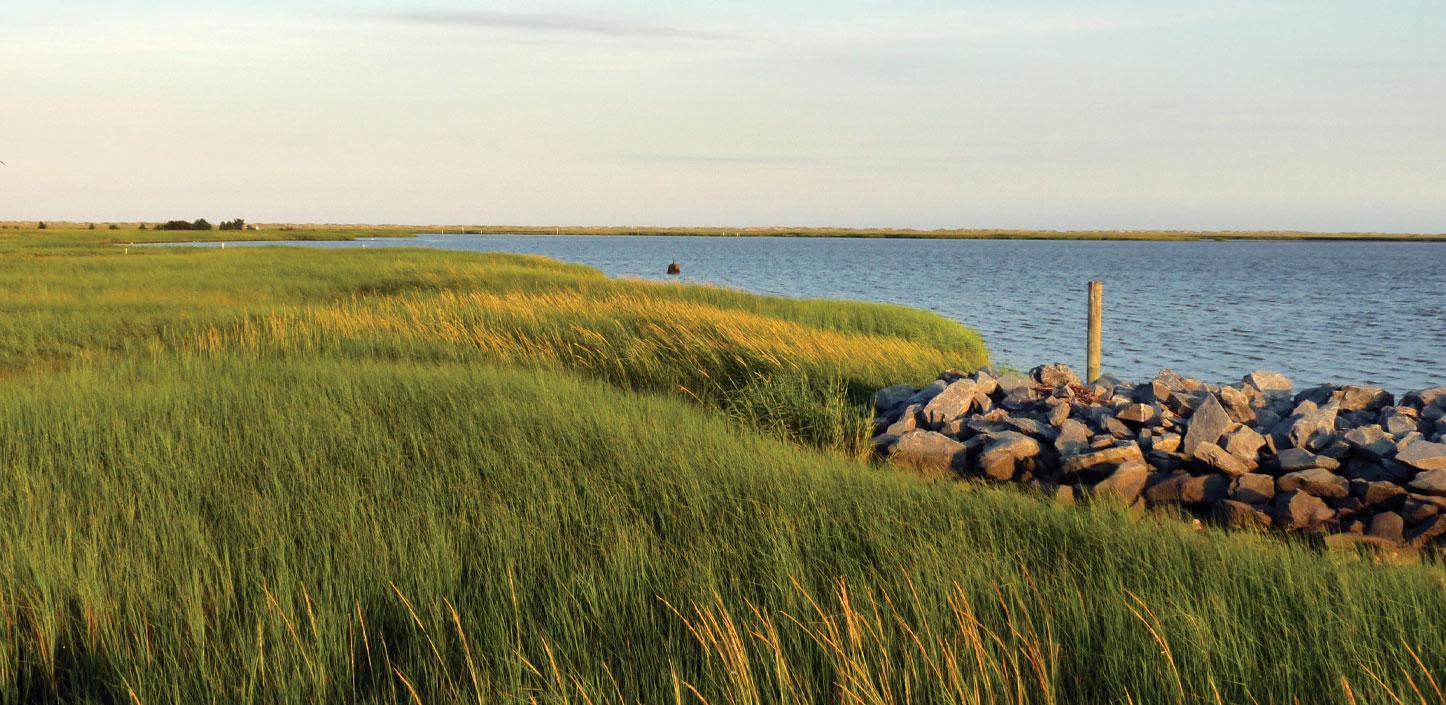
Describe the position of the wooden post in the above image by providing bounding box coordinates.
[1087,280,1103,383]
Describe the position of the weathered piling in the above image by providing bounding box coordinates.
[1087,280,1103,383]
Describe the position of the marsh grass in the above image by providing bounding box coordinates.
[0,228,1441,703]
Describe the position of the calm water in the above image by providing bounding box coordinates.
[176,235,1446,392]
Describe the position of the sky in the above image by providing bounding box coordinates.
[2,1,1444,231]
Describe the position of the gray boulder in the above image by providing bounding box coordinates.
[1152,432,1182,454]
[1402,386,1446,409]
[1005,415,1060,441]
[1117,403,1157,424]
[1061,442,1144,475]
[1230,473,1276,504]
[1220,426,1266,464]
[921,379,979,427]
[1243,370,1293,393]
[888,431,969,475]
[1405,515,1446,548]
[1195,442,1251,477]
[1212,499,1272,529]
[1277,468,1349,498]
[1335,385,1393,412]
[874,384,917,412]
[976,432,1041,481]
[1218,386,1256,424]
[1381,408,1421,436]
[1344,425,1396,459]
[1092,460,1150,504]
[1367,512,1405,543]
[1397,440,1446,472]
[1275,402,1339,450]
[1354,480,1407,509]
[1054,419,1091,455]
[883,403,923,437]
[1144,473,1229,505]
[1276,447,1340,472]
[1030,363,1080,389]
[1408,468,1446,496]
[1271,490,1333,531]
[1182,393,1236,457]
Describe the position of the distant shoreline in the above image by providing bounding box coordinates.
[6,222,1446,243]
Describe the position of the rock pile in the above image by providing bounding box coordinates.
[872,364,1446,552]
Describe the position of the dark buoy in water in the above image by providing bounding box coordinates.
[666,260,681,275]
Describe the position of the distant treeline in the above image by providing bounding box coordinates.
[152,219,247,231]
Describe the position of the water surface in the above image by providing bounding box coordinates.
[172,235,1446,392]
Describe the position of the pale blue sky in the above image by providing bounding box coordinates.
[2,1,1443,231]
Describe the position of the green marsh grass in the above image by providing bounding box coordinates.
[0,227,1440,703]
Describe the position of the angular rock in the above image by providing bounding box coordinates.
[1182,393,1236,458]
[1397,440,1446,472]
[1061,442,1144,475]
[1047,401,1070,427]
[1401,497,1441,524]
[1104,416,1133,439]
[1329,495,1367,518]
[1091,460,1150,504]
[1212,499,1272,529]
[1218,385,1256,424]
[1276,403,1339,450]
[1243,370,1293,393]
[1167,391,1208,416]
[1005,415,1060,442]
[888,430,969,475]
[1408,468,1446,496]
[1402,386,1446,410]
[1368,512,1405,543]
[905,380,949,407]
[1293,385,1336,407]
[885,403,923,437]
[1335,385,1392,412]
[1030,363,1080,389]
[1355,480,1407,509]
[1195,442,1251,477]
[1405,515,1446,548]
[1344,425,1396,459]
[1271,490,1333,531]
[1220,426,1266,465]
[1275,447,1340,472]
[972,370,999,396]
[874,384,917,412]
[1381,408,1421,436]
[973,390,995,414]
[1154,369,1191,392]
[1000,387,1038,411]
[1277,468,1349,498]
[1147,450,1189,472]
[1054,419,1091,455]
[921,379,979,427]
[1152,432,1182,454]
[976,432,1041,481]
[1143,473,1229,505]
[1117,403,1157,424]
[1230,473,1276,504]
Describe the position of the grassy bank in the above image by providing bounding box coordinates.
[0,227,1442,704]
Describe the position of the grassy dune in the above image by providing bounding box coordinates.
[0,226,1442,704]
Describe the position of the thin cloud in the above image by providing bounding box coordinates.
[376,9,735,41]
[615,153,820,166]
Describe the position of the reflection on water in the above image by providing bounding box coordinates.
[170,235,1446,392]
